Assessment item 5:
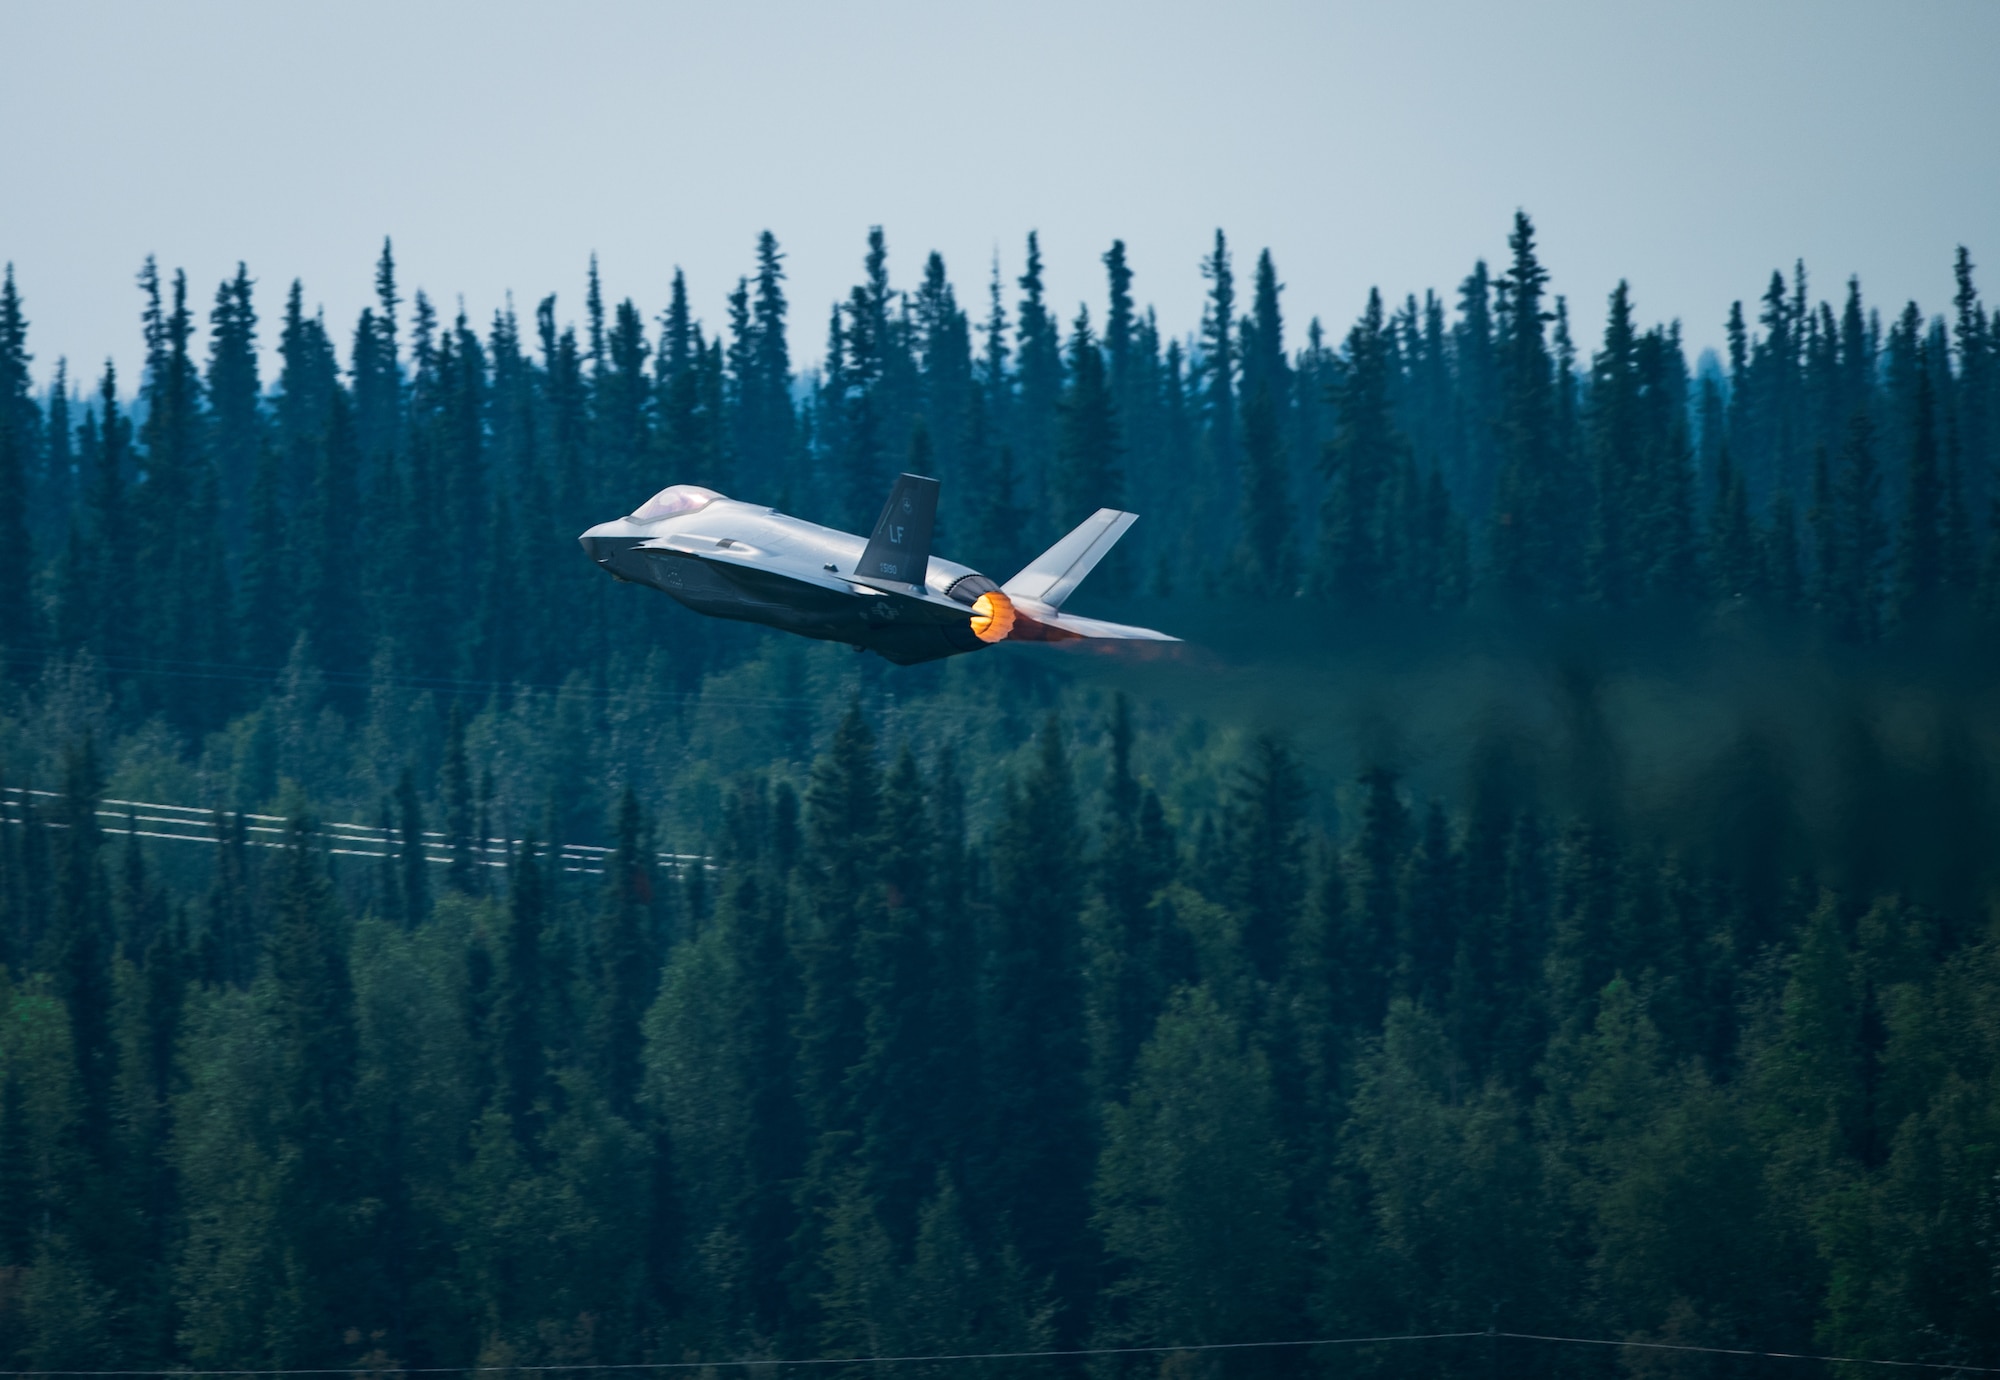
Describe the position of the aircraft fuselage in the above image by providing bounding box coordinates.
[581,496,996,664]
[580,477,1175,665]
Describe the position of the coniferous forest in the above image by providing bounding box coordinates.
[0,215,1998,1371]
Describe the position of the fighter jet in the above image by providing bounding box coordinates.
[579,473,1177,665]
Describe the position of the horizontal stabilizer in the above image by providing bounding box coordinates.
[1002,509,1137,610]
[1032,611,1178,642]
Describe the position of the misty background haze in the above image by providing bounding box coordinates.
[5,0,1998,388]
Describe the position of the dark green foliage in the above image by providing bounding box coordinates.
[1087,696,1180,1101]
[1816,414,1888,642]
[1013,233,1062,524]
[1235,251,1295,594]
[0,266,38,655]
[265,819,368,1363]
[1318,289,1406,602]
[594,789,655,1117]
[0,222,1992,1371]
[1895,353,1945,622]
[797,708,880,1145]
[51,737,113,1164]
[395,767,429,927]
[1053,307,1121,530]
[496,835,550,1145]
[1227,736,1307,988]
[205,263,262,527]
[981,717,1091,1321]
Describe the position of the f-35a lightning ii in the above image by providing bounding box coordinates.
[579,473,1177,665]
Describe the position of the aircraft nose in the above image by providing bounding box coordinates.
[580,521,646,578]
[579,521,622,564]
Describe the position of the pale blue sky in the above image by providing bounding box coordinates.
[4,0,1996,391]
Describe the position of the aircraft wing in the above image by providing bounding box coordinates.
[638,535,973,621]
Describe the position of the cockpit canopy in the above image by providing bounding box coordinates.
[631,484,724,522]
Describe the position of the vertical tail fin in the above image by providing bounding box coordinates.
[857,473,939,590]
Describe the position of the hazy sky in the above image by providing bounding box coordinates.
[4,0,1997,393]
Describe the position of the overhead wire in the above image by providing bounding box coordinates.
[0,1331,1487,1377]
[0,786,711,875]
[1494,1329,2000,1374]
[0,1329,1991,1378]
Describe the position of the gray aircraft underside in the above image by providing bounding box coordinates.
[579,474,1177,665]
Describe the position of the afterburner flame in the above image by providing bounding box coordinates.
[970,591,1017,643]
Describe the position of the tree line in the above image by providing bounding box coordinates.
[1,215,1997,734]
[0,218,1995,1369]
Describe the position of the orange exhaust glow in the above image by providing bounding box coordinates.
[970,591,1017,642]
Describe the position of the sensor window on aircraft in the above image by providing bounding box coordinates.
[632,485,723,522]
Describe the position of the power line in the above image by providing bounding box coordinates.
[1496,1329,2000,1375]
[0,1332,1487,1377]
[0,1330,1992,1379]
[0,786,712,876]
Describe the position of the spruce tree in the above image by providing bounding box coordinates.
[300,390,364,677]
[1198,231,1237,532]
[1053,307,1121,531]
[352,239,402,467]
[0,1075,31,1270]
[1228,736,1308,989]
[1399,801,1459,1007]
[51,736,114,1166]
[38,356,74,540]
[742,231,796,499]
[1102,240,1136,419]
[1821,414,1887,642]
[395,767,430,926]
[981,716,1091,1324]
[1762,490,1805,613]
[792,710,885,1316]
[852,746,942,1249]
[913,251,972,513]
[1319,289,1405,602]
[1014,233,1062,523]
[1235,382,1294,595]
[1708,448,1757,600]
[496,836,549,1147]
[441,702,475,893]
[1090,695,1178,1101]
[275,279,338,508]
[266,818,367,1362]
[1950,247,1992,517]
[584,288,644,502]
[718,843,807,1335]
[203,809,252,987]
[1489,213,1563,601]
[1635,324,1699,601]
[135,262,199,664]
[1453,261,1501,520]
[1346,765,1409,1033]
[0,265,38,656]
[594,788,655,1119]
[797,709,881,1147]
[205,263,262,528]
[1586,281,1641,606]
[1894,355,1944,625]
[838,233,893,530]
[1237,253,1294,595]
